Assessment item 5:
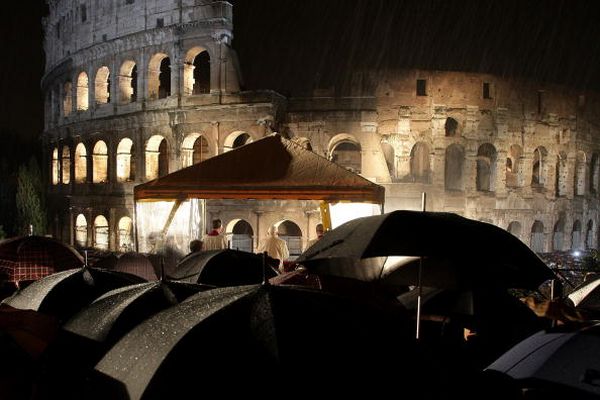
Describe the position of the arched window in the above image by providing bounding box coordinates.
[590,153,599,195]
[330,140,362,174]
[409,142,431,183]
[94,215,109,250]
[116,138,134,182]
[92,140,108,183]
[95,66,110,104]
[292,137,312,151]
[183,47,211,95]
[277,220,303,258]
[61,146,71,184]
[75,214,87,247]
[118,216,133,252]
[532,147,548,187]
[476,143,497,192]
[119,60,137,104]
[507,221,522,239]
[586,220,595,249]
[444,117,459,137]
[506,144,523,188]
[182,134,211,168]
[63,81,72,116]
[572,220,582,250]
[51,147,59,185]
[76,71,89,111]
[148,53,170,100]
[74,143,87,183]
[381,142,396,178]
[575,151,586,196]
[530,221,545,253]
[556,151,568,197]
[552,217,565,251]
[223,131,253,152]
[226,219,254,253]
[145,135,168,180]
[445,144,464,191]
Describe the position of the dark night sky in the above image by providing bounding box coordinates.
[1,0,600,156]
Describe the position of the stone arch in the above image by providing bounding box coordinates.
[74,143,87,183]
[182,133,212,167]
[572,220,582,250]
[444,117,459,137]
[575,151,586,196]
[225,219,254,253]
[148,53,170,100]
[409,141,431,183]
[117,216,133,252]
[292,137,313,151]
[75,214,87,247]
[476,143,497,192]
[95,66,110,105]
[381,141,395,178]
[92,140,108,183]
[51,147,59,185]
[552,216,565,251]
[532,146,548,187]
[116,138,134,182]
[445,143,464,191]
[530,220,545,253]
[223,131,253,152]
[275,219,303,258]
[63,81,72,116]
[119,60,137,104]
[507,221,522,239]
[93,215,109,250]
[506,144,523,187]
[328,134,362,174]
[76,71,89,111]
[145,135,169,180]
[590,153,599,195]
[556,151,568,197]
[586,220,595,249]
[184,46,211,95]
[61,146,71,184]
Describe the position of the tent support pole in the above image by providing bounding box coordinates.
[161,199,183,236]
[416,192,427,340]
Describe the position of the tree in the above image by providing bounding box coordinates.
[15,157,47,235]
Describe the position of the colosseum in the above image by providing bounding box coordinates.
[43,0,600,257]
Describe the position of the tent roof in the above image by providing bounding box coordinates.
[134,134,384,204]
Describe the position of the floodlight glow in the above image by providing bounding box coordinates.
[573,250,581,257]
[329,202,381,229]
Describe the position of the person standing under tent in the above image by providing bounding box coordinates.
[257,225,289,272]
[203,219,228,251]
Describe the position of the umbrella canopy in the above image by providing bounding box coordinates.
[567,277,600,313]
[487,323,600,397]
[34,281,211,400]
[298,210,555,290]
[94,252,158,281]
[90,284,448,399]
[169,249,278,286]
[1,268,145,322]
[0,236,84,282]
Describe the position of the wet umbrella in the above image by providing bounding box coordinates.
[0,236,84,283]
[1,267,145,322]
[94,252,158,281]
[34,280,211,400]
[169,249,279,286]
[298,210,555,290]
[89,284,451,399]
[487,322,600,398]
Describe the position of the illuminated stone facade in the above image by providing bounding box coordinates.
[43,0,600,254]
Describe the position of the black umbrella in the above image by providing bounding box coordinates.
[88,284,459,399]
[298,210,555,290]
[487,322,600,398]
[169,249,279,286]
[1,268,145,322]
[34,280,212,400]
[94,252,158,281]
